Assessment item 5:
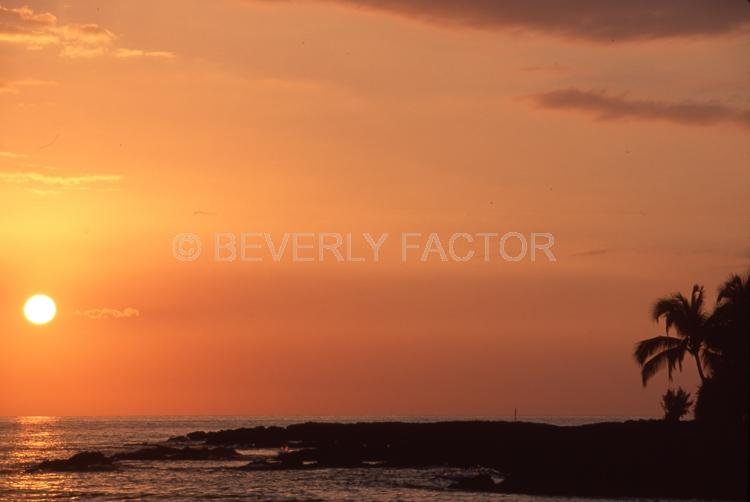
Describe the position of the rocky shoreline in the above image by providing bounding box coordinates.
[32,420,748,499]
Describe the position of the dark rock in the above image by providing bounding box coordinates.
[178,420,747,499]
[201,426,286,447]
[113,445,241,461]
[238,458,314,471]
[449,474,500,492]
[37,420,746,499]
[32,451,116,472]
[186,431,208,441]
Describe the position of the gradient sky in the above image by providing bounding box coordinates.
[1,0,749,416]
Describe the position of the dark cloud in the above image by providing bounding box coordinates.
[530,88,750,129]
[314,0,749,42]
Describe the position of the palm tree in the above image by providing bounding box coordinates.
[702,274,748,371]
[661,387,693,422]
[634,284,708,386]
[695,273,750,423]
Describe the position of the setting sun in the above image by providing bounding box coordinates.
[23,295,57,325]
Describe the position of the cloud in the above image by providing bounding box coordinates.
[57,23,116,57]
[0,4,55,26]
[570,248,616,258]
[114,48,176,59]
[519,64,568,74]
[76,307,140,320]
[0,78,57,94]
[283,0,749,42]
[0,4,56,48]
[529,88,750,130]
[0,4,173,58]
[0,171,123,190]
[0,151,28,159]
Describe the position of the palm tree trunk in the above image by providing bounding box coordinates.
[693,352,706,383]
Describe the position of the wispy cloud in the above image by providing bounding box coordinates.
[114,48,175,59]
[266,0,750,43]
[0,151,28,159]
[0,4,174,58]
[0,79,56,94]
[570,248,617,258]
[519,64,568,74]
[529,88,750,130]
[0,171,123,192]
[76,307,140,320]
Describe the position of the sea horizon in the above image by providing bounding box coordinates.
[0,414,659,420]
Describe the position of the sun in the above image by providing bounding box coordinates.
[23,294,57,325]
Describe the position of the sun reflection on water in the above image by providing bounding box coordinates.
[15,416,60,426]
[0,416,69,498]
[8,416,63,465]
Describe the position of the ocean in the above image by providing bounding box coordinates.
[0,416,683,501]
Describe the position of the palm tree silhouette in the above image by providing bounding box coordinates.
[634,284,708,386]
[661,387,693,422]
[696,273,750,423]
[703,274,749,372]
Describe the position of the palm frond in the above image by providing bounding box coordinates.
[652,296,690,335]
[717,274,744,304]
[633,336,683,365]
[652,286,708,341]
[640,345,687,387]
[661,387,693,422]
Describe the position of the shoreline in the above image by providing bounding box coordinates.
[31,419,748,500]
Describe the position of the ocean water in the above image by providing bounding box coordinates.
[0,416,673,501]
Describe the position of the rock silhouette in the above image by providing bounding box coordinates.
[181,420,747,499]
[32,451,116,472]
[32,446,242,472]
[449,473,501,492]
[31,420,747,499]
[113,445,241,461]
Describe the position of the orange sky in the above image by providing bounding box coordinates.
[1,0,749,416]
